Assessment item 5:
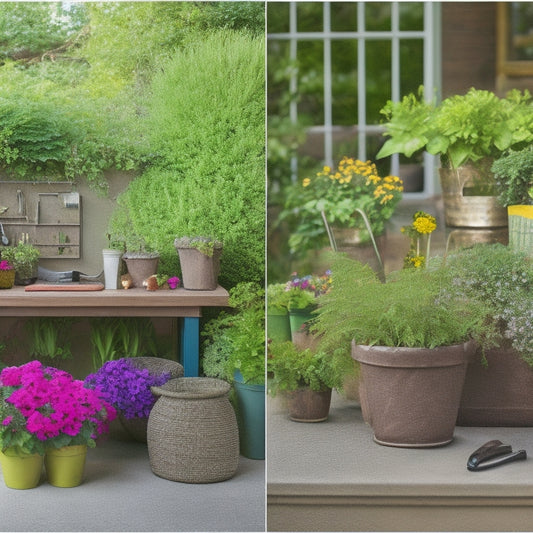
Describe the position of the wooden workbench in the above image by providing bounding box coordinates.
[0,285,230,377]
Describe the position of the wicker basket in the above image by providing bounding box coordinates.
[147,378,239,483]
[0,269,15,289]
[118,357,184,443]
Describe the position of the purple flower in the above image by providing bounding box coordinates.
[84,359,171,419]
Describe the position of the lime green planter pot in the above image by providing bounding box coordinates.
[267,310,291,342]
[508,205,533,257]
[45,445,87,487]
[0,448,43,489]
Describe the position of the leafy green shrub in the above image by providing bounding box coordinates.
[201,282,265,384]
[443,244,533,366]
[108,31,265,287]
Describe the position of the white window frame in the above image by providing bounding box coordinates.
[268,1,442,198]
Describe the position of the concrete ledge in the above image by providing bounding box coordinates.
[267,392,533,531]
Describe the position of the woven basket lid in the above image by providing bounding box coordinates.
[151,377,230,399]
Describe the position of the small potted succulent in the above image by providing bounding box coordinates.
[0,259,15,289]
[107,207,159,288]
[1,242,40,285]
[174,236,222,291]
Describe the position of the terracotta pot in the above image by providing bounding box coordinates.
[286,388,332,422]
[458,344,533,426]
[351,340,475,448]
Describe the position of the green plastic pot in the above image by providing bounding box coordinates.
[288,306,315,337]
[267,310,291,342]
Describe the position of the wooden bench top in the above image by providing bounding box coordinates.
[0,285,229,317]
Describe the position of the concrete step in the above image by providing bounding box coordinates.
[267,391,533,532]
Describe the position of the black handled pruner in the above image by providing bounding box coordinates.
[467,439,527,471]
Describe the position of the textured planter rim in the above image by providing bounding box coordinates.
[352,340,475,448]
[152,377,230,400]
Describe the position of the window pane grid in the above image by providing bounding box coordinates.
[268,1,437,197]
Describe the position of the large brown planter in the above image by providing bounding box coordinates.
[352,340,475,448]
[457,345,533,426]
[286,388,332,422]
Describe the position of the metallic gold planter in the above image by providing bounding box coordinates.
[439,163,508,228]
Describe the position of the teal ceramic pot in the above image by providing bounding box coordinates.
[233,370,265,460]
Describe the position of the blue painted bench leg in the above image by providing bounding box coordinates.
[181,317,200,377]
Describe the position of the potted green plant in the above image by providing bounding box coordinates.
[377,87,533,228]
[311,252,496,447]
[107,208,159,288]
[280,157,403,255]
[285,272,332,338]
[174,236,223,291]
[267,340,354,423]
[1,242,40,285]
[202,282,265,459]
[491,147,533,256]
[267,283,291,342]
[443,243,533,426]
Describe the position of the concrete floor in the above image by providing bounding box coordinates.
[0,432,265,532]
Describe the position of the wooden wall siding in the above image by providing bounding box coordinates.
[441,2,497,97]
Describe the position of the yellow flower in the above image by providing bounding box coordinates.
[302,178,311,187]
[413,215,437,235]
[323,166,331,173]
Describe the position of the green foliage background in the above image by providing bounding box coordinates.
[0,2,265,288]
[109,31,265,287]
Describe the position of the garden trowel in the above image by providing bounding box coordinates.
[37,266,104,283]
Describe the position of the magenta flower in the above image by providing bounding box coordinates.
[167,276,180,289]
[0,360,116,453]
[0,260,13,271]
